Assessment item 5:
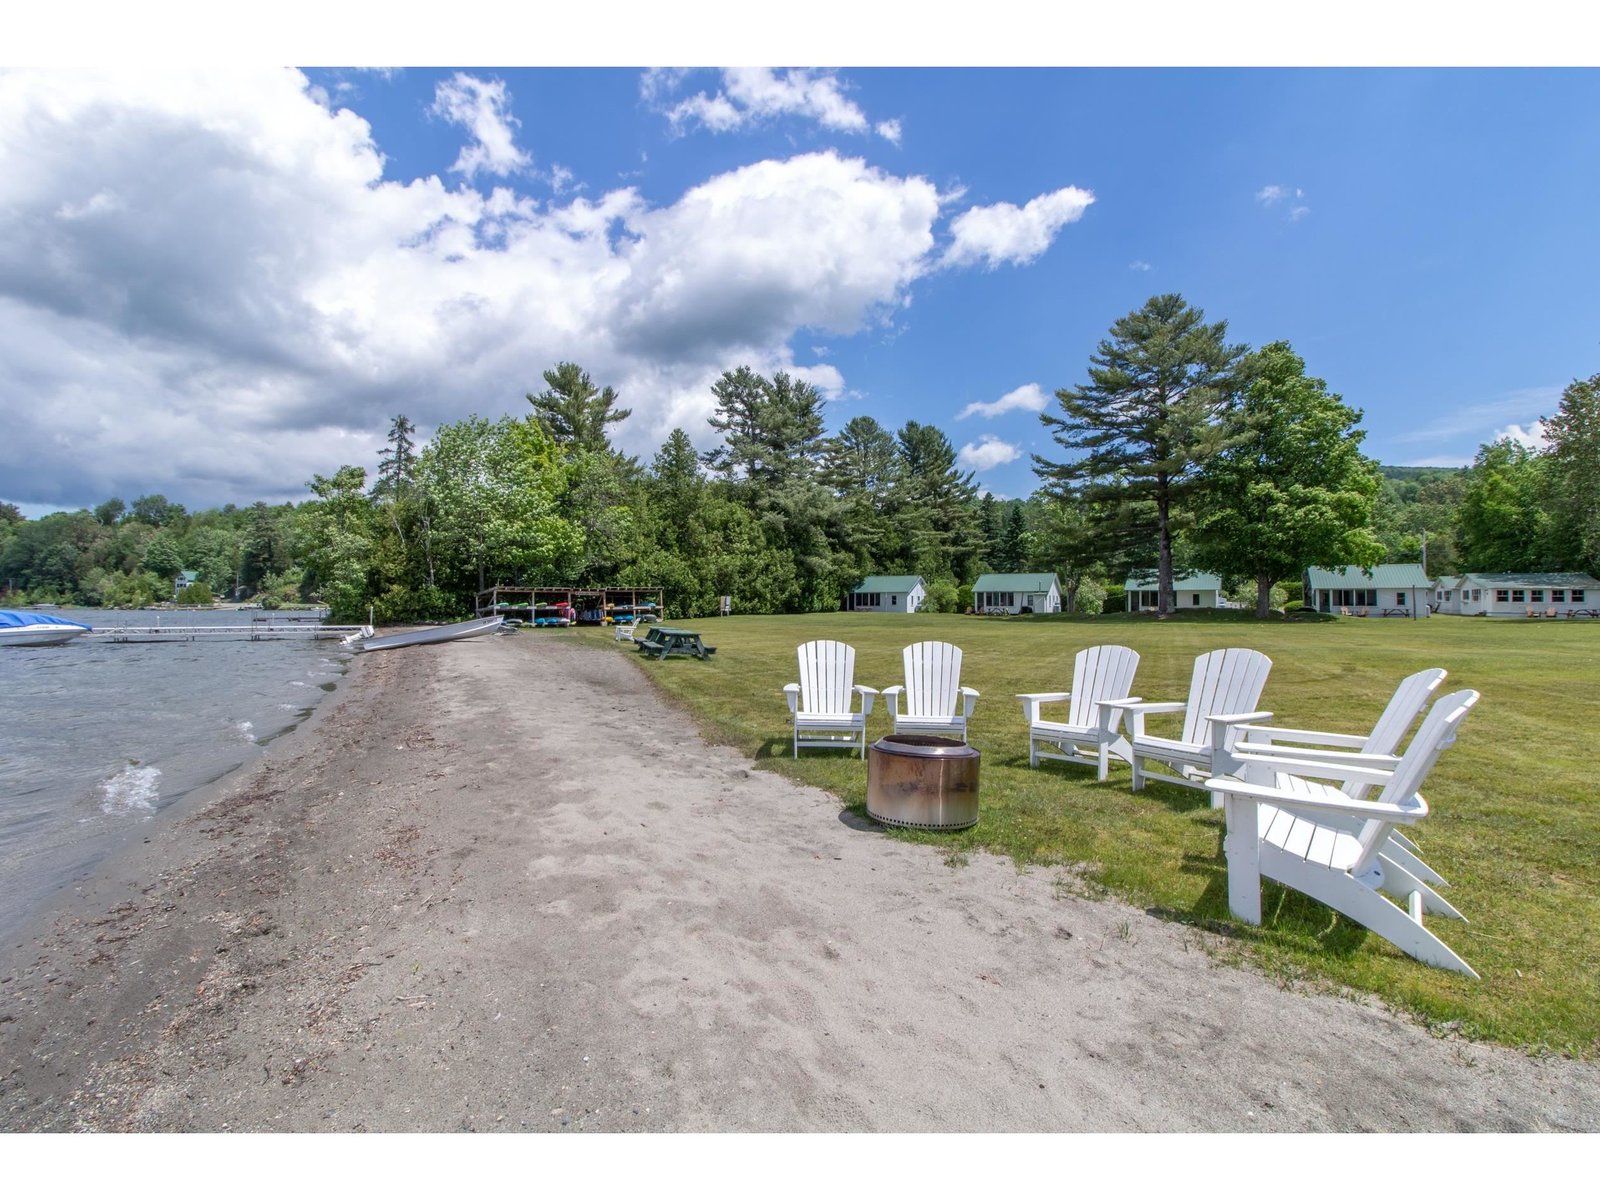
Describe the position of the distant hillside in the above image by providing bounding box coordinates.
[1379,464,1468,483]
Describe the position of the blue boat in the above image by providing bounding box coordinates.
[0,610,93,647]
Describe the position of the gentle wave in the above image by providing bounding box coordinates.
[99,763,161,815]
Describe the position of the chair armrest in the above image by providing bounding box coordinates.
[1231,750,1400,790]
[1209,711,1272,752]
[1095,696,1141,732]
[880,684,904,716]
[782,683,799,714]
[1017,692,1072,723]
[1103,699,1184,739]
[853,684,878,716]
[1238,723,1367,749]
[1210,710,1273,727]
[1232,743,1401,771]
[1205,775,1427,824]
[959,686,979,717]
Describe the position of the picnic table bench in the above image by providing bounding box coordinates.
[635,626,716,660]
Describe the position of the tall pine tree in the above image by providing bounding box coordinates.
[1035,294,1246,614]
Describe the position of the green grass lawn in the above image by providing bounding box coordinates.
[567,609,1600,1057]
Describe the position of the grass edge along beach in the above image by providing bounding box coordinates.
[589,608,1600,1058]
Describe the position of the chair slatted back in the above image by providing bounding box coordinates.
[1067,644,1140,729]
[1363,668,1448,755]
[797,640,856,714]
[1180,648,1273,748]
[903,640,963,718]
[1352,689,1479,873]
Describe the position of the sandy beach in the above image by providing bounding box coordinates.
[2,631,1596,1133]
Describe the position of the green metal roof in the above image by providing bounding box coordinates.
[851,575,925,593]
[1123,572,1222,591]
[1458,571,1600,587]
[1305,564,1431,588]
[972,573,1059,592]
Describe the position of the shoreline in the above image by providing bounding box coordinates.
[3,633,1597,1132]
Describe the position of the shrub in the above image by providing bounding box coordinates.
[177,581,214,606]
[1074,577,1107,616]
[924,578,959,613]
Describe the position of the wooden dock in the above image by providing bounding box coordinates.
[86,622,372,644]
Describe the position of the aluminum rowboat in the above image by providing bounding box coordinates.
[358,615,506,652]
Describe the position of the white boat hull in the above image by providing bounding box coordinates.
[0,624,92,646]
[359,615,506,652]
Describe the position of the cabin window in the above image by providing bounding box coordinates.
[1472,589,1481,601]
[1552,589,1566,602]
[1531,589,1545,603]
[1512,589,1526,603]
[1333,588,1377,607]
[1573,589,1586,603]
[1191,593,1200,606]
[857,592,881,607]
[1496,590,1510,603]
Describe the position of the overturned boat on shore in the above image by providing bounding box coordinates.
[0,610,93,647]
[357,614,506,652]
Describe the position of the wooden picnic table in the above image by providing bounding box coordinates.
[635,626,716,660]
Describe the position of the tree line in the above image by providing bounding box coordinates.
[4,296,1596,623]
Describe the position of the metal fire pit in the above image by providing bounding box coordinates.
[866,734,980,830]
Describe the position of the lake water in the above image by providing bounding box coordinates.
[0,608,354,938]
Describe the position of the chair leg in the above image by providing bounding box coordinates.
[1222,797,1263,924]
[1096,742,1109,782]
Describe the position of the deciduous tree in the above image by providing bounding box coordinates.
[1190,341,1383,617]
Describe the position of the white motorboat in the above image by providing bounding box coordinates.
[0,610,93,647]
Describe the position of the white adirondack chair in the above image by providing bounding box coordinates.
[1233,668,1449,886]
[1101,648,1273,795]
[1234,668,1447,790]
[1206,689,1480,977]
[880,640,979,742]
[1016,645,1141,780]
[782,640,878,758]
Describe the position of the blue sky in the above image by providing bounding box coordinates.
[4,9,1598,517]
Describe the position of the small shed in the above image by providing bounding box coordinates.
[971,573,1061,614]
[1441,572,1599,617]
[1123,572,1223,612]
[846,575,927,614]
[1305,564,1432,617]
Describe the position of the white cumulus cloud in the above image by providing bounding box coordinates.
[432,73,531,179]
[958,435,1022,470]
[0,68,987,510]
[1495,421,1549,450]
[958,383,1048,420]
[657,68,900,141]
[942,186,1094,269]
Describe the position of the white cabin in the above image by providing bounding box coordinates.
[971,573,1061,614]
[1435,572,1599,617]
[1305,564,1432,617]
[1123,572,1223,612]
[845,575,927,614]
